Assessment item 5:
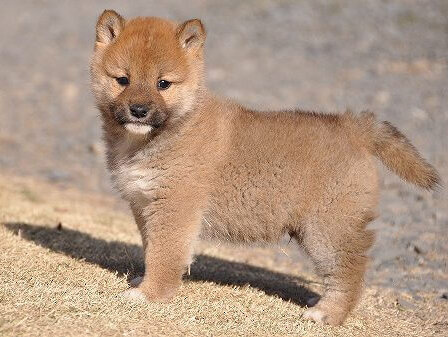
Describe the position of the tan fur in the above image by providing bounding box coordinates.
[90,10,441,326]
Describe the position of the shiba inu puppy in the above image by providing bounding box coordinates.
[90,10,440,325]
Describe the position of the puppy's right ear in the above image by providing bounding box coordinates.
[95,10,125,46]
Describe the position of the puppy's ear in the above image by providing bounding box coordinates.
[95,10,125,45]
[176,19,206,51]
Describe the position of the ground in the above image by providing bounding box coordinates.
[1,175,447,336]
[0,0,447,336]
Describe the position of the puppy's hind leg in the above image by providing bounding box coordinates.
[295,217,375,326]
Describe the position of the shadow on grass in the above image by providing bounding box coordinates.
[4,222,318,306]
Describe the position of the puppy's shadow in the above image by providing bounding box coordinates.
[4,222,318,306]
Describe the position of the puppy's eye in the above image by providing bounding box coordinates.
[116,77,129,86]
[157,80,171,90]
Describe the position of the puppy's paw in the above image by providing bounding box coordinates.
[129,276,143,288]
[121,288,147,303]
[122,281,179,303]
[303,308,327,323]
[302,307,345,326]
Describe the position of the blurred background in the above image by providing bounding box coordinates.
[0,0,447,298]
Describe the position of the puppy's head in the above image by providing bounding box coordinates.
[90,10,206,135]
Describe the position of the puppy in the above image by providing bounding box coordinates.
[90,10,440,325]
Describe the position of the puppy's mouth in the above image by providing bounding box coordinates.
[110,106,167,135]
[123,122,154,135]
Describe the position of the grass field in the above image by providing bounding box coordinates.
[1,174,446,336]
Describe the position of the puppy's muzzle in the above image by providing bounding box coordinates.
[127,104,167,128]
[129,104,148,119]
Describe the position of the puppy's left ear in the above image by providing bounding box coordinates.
[95,10,125,46]
[176,19,206,52]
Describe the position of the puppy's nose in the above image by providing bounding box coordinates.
[129,104,148,119]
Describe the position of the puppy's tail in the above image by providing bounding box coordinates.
[356,111,441,190]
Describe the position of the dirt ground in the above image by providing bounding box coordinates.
[0,0,447,336]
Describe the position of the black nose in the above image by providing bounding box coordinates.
[129,104,148,119]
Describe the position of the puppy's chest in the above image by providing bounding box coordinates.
[111,157,163,204]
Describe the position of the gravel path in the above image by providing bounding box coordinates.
[0,0,447,304]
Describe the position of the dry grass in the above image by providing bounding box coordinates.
[0,174,446,336]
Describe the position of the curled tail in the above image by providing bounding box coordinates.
[355,112,441,190]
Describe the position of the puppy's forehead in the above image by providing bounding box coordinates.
[104,17,186,73]
[123,17,178,44]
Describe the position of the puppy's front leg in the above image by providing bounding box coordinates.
[125,195,203,302]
